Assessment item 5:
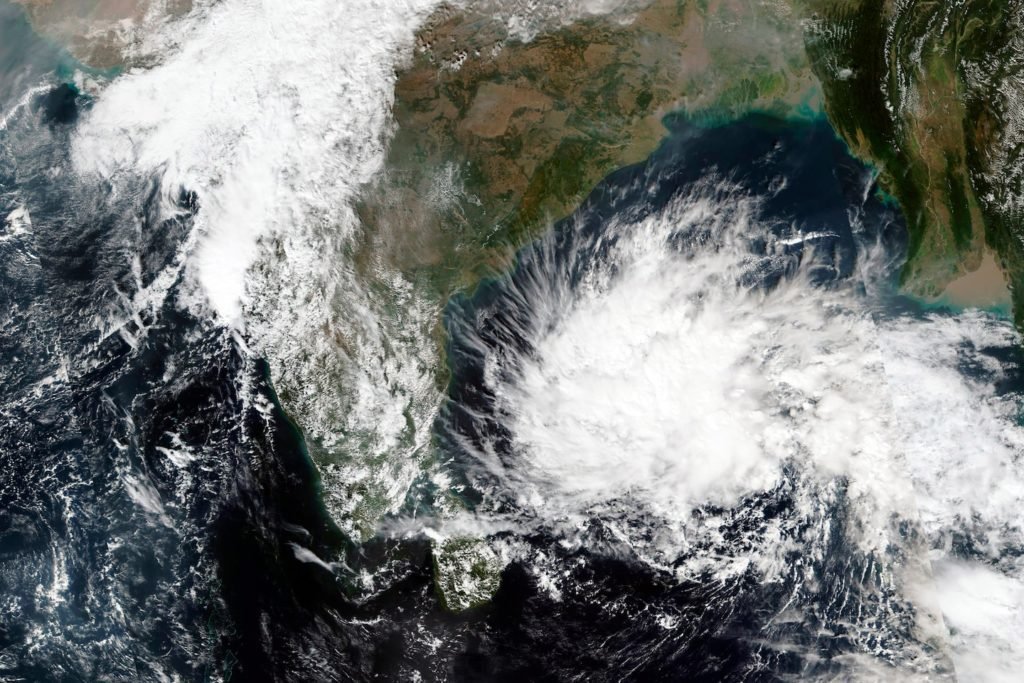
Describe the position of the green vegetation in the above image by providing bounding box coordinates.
[432,537,503,611]
[799,0,1020,308]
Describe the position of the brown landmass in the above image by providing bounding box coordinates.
[14,0,191,67]
[357,0,821,299]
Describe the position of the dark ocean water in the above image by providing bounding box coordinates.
[0,5,362,680]
[4,4,1013,678]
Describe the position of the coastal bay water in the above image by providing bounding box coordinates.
[439,114,1024,679]
[934,249,1013,314]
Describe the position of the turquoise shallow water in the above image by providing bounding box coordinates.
[919,296,1013,319]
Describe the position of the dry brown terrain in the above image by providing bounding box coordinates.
[15,0,191,66]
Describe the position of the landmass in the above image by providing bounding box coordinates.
[13,0,190,67]
[15,2,1021,311]
[358,0,821,303]
[797,0,1020,311]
